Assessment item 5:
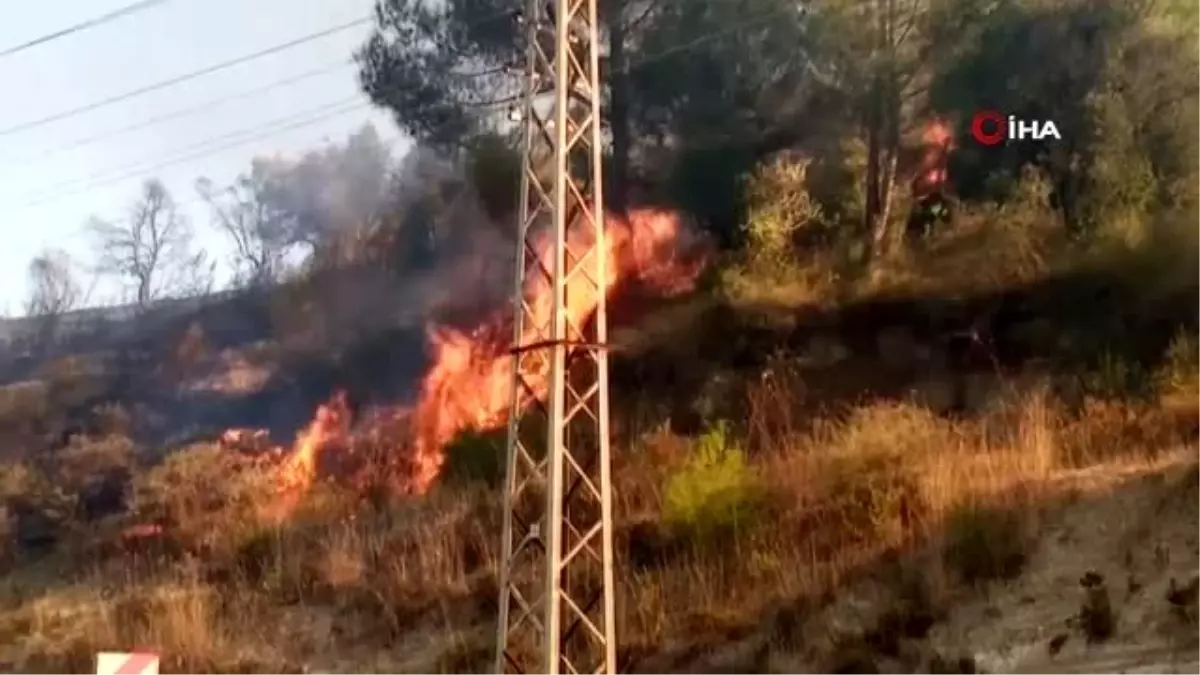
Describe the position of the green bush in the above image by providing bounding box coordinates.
[718,157,841,311]
[662,422,762,542]
[743,155,823,267]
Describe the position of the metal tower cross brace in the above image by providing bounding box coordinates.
[494,0,616,672]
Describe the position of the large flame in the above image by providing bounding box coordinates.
[240,208,707,515]
[407,208,707,492]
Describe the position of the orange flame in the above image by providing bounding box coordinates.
[914,118,954,198]
[405,208,707,492]
[256,208,707,514]
[261,392,352,522]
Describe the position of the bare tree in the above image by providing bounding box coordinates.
[88,179,210,308]
[195,166,291,287]
[22,248,84,353]
[24,249,81,317]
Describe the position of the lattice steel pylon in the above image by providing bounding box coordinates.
[493,0,616,672]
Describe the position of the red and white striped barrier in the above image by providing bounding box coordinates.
[95,652,159,675]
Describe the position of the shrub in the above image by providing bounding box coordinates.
[720,155,840,311]
[39,355,103,410]
[662,422,762,543]
[814,404,950,546]
[1156,330,1199,402]
[1079,351,1154,401]
[1060,398,1186,465]
[53,434,134,493]
[942,504,1030,584]
[743,154,823,266]
[130,443,278,559]
[0,461,44,504]
[440,428,506,488]
[0,381,50,427]
[0,459,76,554]
[826,402,956,459]
[823,450,925,547]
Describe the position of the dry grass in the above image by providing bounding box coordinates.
[0,136,1192,673]
[0,336,1194,673]
[7,198,1200,667]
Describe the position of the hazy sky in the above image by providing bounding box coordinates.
[0,0,409,315]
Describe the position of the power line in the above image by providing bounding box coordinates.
[1,6,524,188]
[3,4,524,148]
[7,7,789,212]
[629,7,797,68]
[13,101,370,211]
[11,98,367,208]
[4,59,355,171]
[0,0,174,59]
[0,15,372,139]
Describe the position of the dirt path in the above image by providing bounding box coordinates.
[928,453,1200,674]
[1017,644,1197,674]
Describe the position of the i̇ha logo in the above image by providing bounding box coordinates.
[970,110,1061,146]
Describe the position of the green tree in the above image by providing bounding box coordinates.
[805,0,942,260]
[356,0,813,238]
[928,0,1198,234]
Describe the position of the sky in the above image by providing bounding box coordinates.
[0,0,411,315]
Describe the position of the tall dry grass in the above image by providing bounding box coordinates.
[0,350,1194,672]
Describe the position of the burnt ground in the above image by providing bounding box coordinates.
[1,259,1193,468]
[611,266,1198,437]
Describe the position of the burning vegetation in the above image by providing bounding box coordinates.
[1,1,1196,671]
[221,208,709,517]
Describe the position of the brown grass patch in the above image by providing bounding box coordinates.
[0,362,1192,672]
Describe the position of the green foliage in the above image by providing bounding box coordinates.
[719,155,844,311]
[663,422,762,542]
[806,136,868,229]
[1080,90,1159,240]
[743,155,823,265]
[465,134,521,221]
[354,0,1199,277]
[663,143,758,247]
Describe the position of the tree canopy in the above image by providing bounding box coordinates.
[357,0,1198,252]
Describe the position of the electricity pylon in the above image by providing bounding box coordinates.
[494,0,616,672]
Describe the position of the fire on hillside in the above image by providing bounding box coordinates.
[218,208,710,520]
